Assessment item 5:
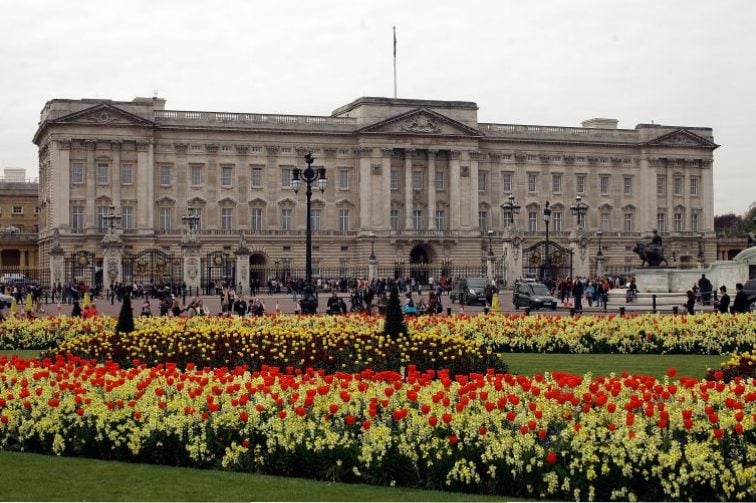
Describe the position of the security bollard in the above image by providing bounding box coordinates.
[672,306,679,315]
[652,294,657,314]
[524,307,531,316]
[619,306,626,316]
[569,308,575,316]
[447,307,452,316]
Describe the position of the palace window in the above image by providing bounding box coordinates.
[338,169,349,190]
[576,174,585,194]
[657,175,666,195]
[553,211,562,232]
[435,210,446,230]
[251,166,263,188]
[390,209,399,230]
[600,175,610,194]
[339,209,350,231]
[188,207,202,231]
[191,165,203,186]
[528,174,537,192]
[221,166,233,187]
[96,163,109,185]
[412,170,423,191]
[121,206,134,229]
[71,206,84,233]
[281,167,293,188]
[479,211,489,231]
[528,211,538,233]
[624,213,634,233]
[390,169,399,191]
[221,208,233,230]
[674,176,683,196]
[250,208,263,231]
[120,163,134,185]
[413,209,423,230]
[623,176,633,195]
[159,207,171,231]
[502,173,512,193]
[159,165,171,186]
[478,171,487,192]
[280,208,292,230]
[552,174,562,193]
[96,206,109,231]
[71,162,85,184]
[674,212,684,232]
[690,177,699,196]
[600,212,610,232]
[691,212,700,232]
[435,170,445,190]
[657,212,666,232]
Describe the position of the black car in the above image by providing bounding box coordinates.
[449,278,488,305]
[743,279,756,311]
[513,281,558,310]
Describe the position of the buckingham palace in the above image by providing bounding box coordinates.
[32,95,717,292]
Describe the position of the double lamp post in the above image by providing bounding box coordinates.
[291,153,327,314]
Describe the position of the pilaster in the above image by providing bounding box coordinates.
[449,150,461,230]
[358,147,372,230]
[427,149,437,230]
[53,139,71,229]
[380,148,393,230]
[111,141,121,210]
[469,151,479,230]
[404,148,414,230]
[85,140,96,230]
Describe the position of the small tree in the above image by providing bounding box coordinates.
[116,293,135,334]
[383,286,407,339]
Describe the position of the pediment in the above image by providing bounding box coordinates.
[55,104,156,127]
[187,196,207,206]
[645,129,718,148]
[358,108,482,137]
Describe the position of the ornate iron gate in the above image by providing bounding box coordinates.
[122,249,180,286]
[69,251,97,287]
[201,251,235,293]
[522,241,573,281]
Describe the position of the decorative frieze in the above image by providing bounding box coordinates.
[205,143,219,154]
[380,147,394,157]
[57,139,72,150]
[136,140,151,152]
[354,147,373,157]
[266,145,280,155]
[235,144,250,155]
[323,147,337,157]
[449,150,462,160]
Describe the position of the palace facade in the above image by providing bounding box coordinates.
[33,96,717,290]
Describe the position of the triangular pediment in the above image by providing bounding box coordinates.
[358,108,482,137]
[645,129,718,148]
[55,103,156,127]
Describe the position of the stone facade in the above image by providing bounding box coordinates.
[33,96,717,289]
[0,173,39,269]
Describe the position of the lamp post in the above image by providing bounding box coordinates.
[501,194,520,229]
[181,210,200,236]
[368,232,377,281]
[543,201,552,283]
[596,230,603,257]
[369,232,376,261]
[697,232,705,266]
[292,152,327,314]
[570,195,588,229]
[595,230,605,278]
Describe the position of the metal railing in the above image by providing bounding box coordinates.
[154,110,357,127]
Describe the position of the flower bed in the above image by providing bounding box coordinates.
[0,355,753,501]
[0,316,115,350]
[49,316,501,375]
[706,351,756,382]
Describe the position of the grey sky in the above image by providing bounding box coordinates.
[1,0,754,214]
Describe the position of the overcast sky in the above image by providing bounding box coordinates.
[1,0,754,215]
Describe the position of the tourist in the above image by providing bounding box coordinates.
[732,283,749,313]
[698,274,713,305]
[683,290,696,315]
[71,300,82,317]
[715,285,730,314]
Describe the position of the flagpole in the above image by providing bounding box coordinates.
[393,26,397,98]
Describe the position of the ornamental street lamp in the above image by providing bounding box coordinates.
[570,195,589,229]
[487,229,494,258]
[181,211,200,235]
[543,201,552,282]
[501,194,520,229]
[292,152,327,314]
[369,232,376,261]
[697,232,705,264]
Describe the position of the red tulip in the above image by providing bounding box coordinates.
[546,451,557,465]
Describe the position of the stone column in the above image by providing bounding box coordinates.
[358,147,372,230]
[136,140,153,230]
[111,141,121,210]
[427,149,437,230]
[486,254,495,283]
[469,151,480,230]
[569,231,591,278]
[181,241,202,295]
[595,253,606,278]
[53,139,71,229]
[404,148,414,230]
[637,155,652,234]
[702,159,714,231]
[380,148,393,230]
[501,233,523,288]
[368,257,378,282]
[683,166,691,230]
[85,140,96,231]
[449,150,461,230]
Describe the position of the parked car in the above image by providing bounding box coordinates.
[513,281,558,310]
[449,277,488,305]
[0,292,14,308]
[743,279,756,311]
[4,278,40,290]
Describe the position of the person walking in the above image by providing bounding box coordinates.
[732,283,749,313]
[715,285,730,314]
[683,290,696,315]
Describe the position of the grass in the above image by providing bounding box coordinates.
[0,349,41,359]
[0,451,509,502]
[2,350,724,379]
[502,353,725,379]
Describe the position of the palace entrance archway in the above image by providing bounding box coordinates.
[409,244,433,285]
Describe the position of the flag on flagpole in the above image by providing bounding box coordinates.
[393,26,396,57]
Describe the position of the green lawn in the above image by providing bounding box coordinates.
[0,349,41,359]
[0,451,508,502]
[2,350,724,379]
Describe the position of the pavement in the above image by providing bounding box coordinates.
[34,290,717,317]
